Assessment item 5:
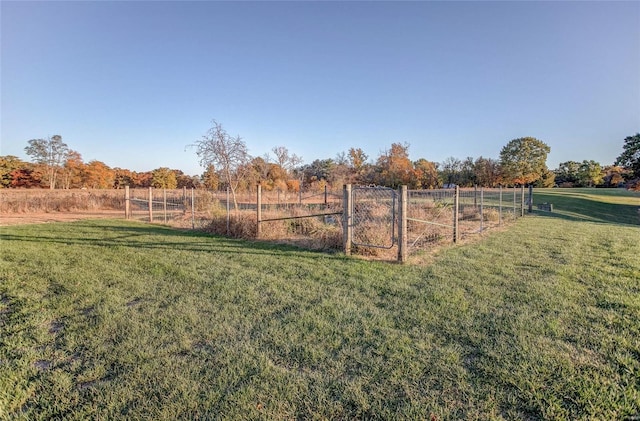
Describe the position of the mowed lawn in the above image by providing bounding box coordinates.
[1,189,639,420]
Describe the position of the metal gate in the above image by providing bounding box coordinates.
[352,186,397,249]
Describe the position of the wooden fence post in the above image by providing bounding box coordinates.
[480,187,484,232]
[226,187,231,236]
[191,188,195,230]
[148,187,153,223]
[499,185,503,226]
[528,185,533,213]
[125,186,130,220]
[183,186,187,215]
[520,185,525,217]
[256,184,262,239]
[343,184,352,255]
[163,188,167,223]
[397,185,408,263]
[453,186,460,243]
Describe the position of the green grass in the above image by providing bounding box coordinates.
[1,188,639,420]
[533,187,640,225]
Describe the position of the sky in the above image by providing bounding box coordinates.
[2,1,639,176]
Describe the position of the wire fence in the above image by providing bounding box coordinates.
[406,187,523,256]
[124,185,529,261]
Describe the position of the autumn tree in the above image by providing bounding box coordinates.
[413,159,439,189]
[271,146,302,176]
[60,150,84,189]
[602,166,628,187]
[499,137,551,186]
[193,120,251,210]
[113,168,135,189]
[9,166,42,188]
[151,167,178,189]
[348,148,368,171]
[83,160,114,189]
[175,171,199,189]
[133,171,153,188]
[615,133,640,178]
[24,135,69,189]
[0,155,27,188]
[375,142,415,188]
[201,164,219,190]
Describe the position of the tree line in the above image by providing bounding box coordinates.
[2,125,639,193]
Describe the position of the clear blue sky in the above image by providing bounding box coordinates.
[2,1,639,176]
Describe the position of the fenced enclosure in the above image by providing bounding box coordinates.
[126,187,188,224]
[124,185,528,261]
[404,186,524,259]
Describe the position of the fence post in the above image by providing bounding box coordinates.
[343,184,352,255]
[528,185,533,213]
[453,185,460,243]
[480,187,484,232]
[191,188,195,230]
[324,185,328,206]
[125,186,130,220]
[183,186,187,215]
[256,184,262,238]
[163,188,167,223]
[474,184,478,209]
[226,187,230,236]
[148,187,153,223]
[398,185,408,263]
[520,185,525,217]
[499,186,503,226]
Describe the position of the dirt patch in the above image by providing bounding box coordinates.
[0,210,124,226]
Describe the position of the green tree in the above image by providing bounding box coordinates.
[499,137,551,186]
[439,157,462,186]
[151,167,178,189]
[24,135,69,189]
[474,157,501,187]
[555,161,581,186]
[577,160,604,187]
[615,133,640,178]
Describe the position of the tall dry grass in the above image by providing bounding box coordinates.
[0,189,125,213]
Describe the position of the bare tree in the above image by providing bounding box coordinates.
[271,146,302,175]
[24,135,69,189]
[192,120,251,210]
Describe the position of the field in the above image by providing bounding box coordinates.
[1,188,639,419]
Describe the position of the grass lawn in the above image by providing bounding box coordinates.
[1,188,639,419]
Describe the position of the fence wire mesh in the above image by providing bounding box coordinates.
[351,186,396,249]
[406,187,525,256]
[407,189,456,247]
[128,188,187,224]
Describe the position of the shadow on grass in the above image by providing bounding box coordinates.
[530,194,640,226]
[0,220,346,261]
